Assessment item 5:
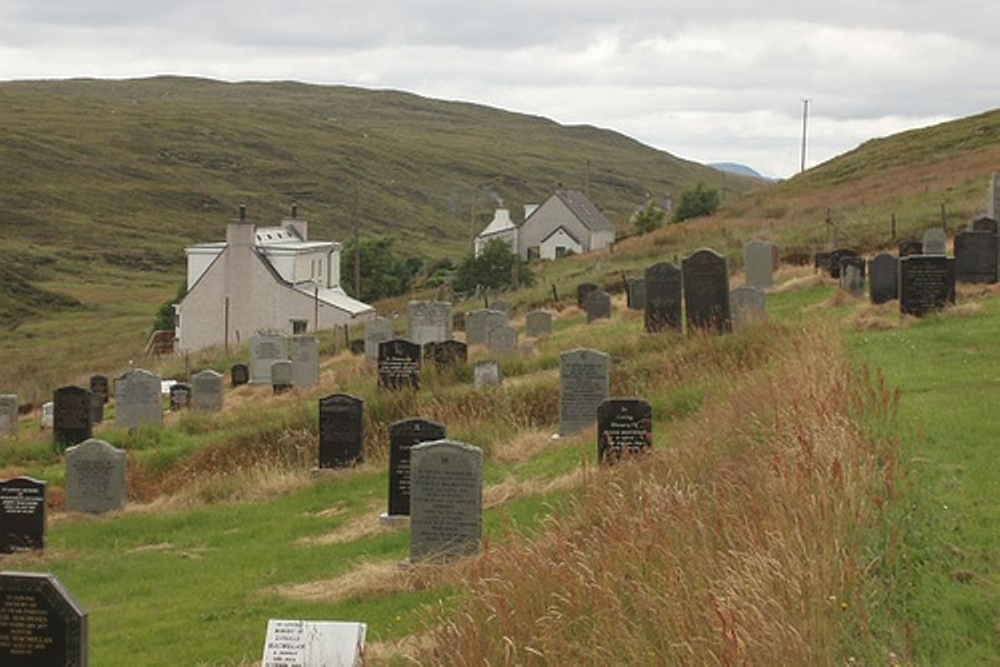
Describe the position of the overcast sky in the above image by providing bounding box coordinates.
[2,1,997,178]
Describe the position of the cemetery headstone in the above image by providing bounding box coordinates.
[559,348,610,436]
[729,286,766,327]
[424,340,467,368]
[250,333,287,385]
[377,339,421,390]
[626,278,646,310]
[814,251,833,275]
[597,398,653,463]
[40,402,53,430]
[388,418,446,517]
[682,248,732,333]
[644,262,683,333]
[744,240,775,289]
[486,324,518,355]
[826,248,859,279]
[922,228,947,255]
[230,363,249,388]
[970,216,999,234]
[839,256,866,298]
[464,310,507,346]
[89,392,104,425]
[52,386,92,448]
[115,369,163,430]
[953,231,998,283]
[261,619,365,667]
[490,300,513,317]
[525,310,553,337]
[868,253,900,304]
[473,360,502,389]
[364,316,394,361]
[576,282,599,308]
[988,173,1000,219]
[898,240,923,257]
[290,335,320,389]
[191,370,224,412]
[0,394,18,438]
[65,439,126,515]
[409,440,483,563]
[584,289,612,323]
[271,360,293,395]
[0,572,87,666]
[406,300,452,347]
[168,383,191,411]
[318,394,364,469]
[89,374,109,404]
[899,255,956,317]
[0,476,46,553]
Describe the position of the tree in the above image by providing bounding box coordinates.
[673,182,721,223]
[152,283,186,332]
[341,236,422,303]
[453,239,534,293]
[633,201,667,235]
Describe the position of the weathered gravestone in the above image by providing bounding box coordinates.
[489,300,513,317]
[473,360,502,389]
[168,383,191,411]
[377,340,421,390]
[364,316,394,361]
[899,255,956,317]
[559,348,610,436]
[65,439,126,515]
[486,324,518,355]
[271,361,293,395]
[729,286,766,327]
[250,333,287,385]
[825,248,859,279]
[525,310,553,338]
[597,398,653,463]
[387,418,446,517]
[970,216,999,233]
[409,440,482,563]
[839,256,866,298]
[406,300,452,347]
[52,386,92,448]
[88,375,109,405]
[318,394,364,469]
[0,395,18,438]
[644,262,682,333]
[744,240,775,289]
[626,278,646,310]
[261,619,365,667]
[40,402,53,431]
[230,363,249,388]
[0,572,87,666]
[576,282,599,308]
[953,231,998,283]
[88,393,103,426]
[464,310,507,347]
[0,477,46,553]
[424,340,467,368]
[191,370,224,412]
[584,289,612,323]
[922,228,947,255]
[682,249,732,333]
[868,253,900,304]
[115,370,163,430]
[898,240,923,257]
[290,335,320,389]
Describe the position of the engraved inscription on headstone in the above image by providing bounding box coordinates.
[250,333,287,385]
[409,440,483,563]
[388,418,446,517]
[115,369,163,430]
[191,370,224,412]
[53,386,92,448]
[318,394,364,469]
[525,310,553,338]
[597,398,653,463]
[899,255,956,317]
[682,249,732,333]
[377,340,421,390]
[261,619,365,667]
[0,477,46,553]
[559,348,610,436]
[0,395,18,438]
[0,572,88,667]
[65,439,126,515]
[644,262,682,333]
[868,253,899,305]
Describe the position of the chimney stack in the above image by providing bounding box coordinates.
[239,204,247,221]
[291,203,298,219]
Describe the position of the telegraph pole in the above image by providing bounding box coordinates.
[800,98,810,174]
[353,180,360,298]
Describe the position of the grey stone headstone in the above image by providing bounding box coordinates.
[89,392,104,425]
[900,255,956,317]
[0,572,87,666]
[525,310,553,338]
[191,370,224,412]
[409,439,483,563]
[987,172,1000,219]
[839,257,866,298]
[597,398,653,463]
[271,360,293,394]
[464,309,507,346]
[489,300,513,317]
[473,360,502,389]
[169,382,191,411]
[364,315,394,361]
[406,300,452,347]
[115,369,163,430]
[922,228,947,255]
[559,348,610,436]
[486,324,518,355]
[378,339,421,390]
[318,393,364,468]
[0,476,46,552]
[584,289,612,323]
[261,619,365,667]
[626,278,646,310]
[644,262,682,333]
[868,253,899,304]
[0,394,18,438]
[290,335,320,389]
[250,333,287,385]
[65,438,126,514]
[53,385,93,447]
[744,240,775,289]
[729,286,766,327]
[953,231,998,284]
[388,418,446,517]
[682,248,732,333]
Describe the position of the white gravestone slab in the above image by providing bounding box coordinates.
[261,619,366,667]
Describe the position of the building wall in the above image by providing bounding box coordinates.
[539,228,582,259]
[517,197,592,259]
[474,228,518,257]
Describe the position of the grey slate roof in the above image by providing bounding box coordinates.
[553,190,615,232]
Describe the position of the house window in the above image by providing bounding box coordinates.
[291,319,308,335]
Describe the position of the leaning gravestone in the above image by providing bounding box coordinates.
[868,253,900,304]
[729,286,766,328]
[191,370,224,412]
[839,256,866,298]
[922,228,947,255]
[387,418,446,517]
[424,340,467,368]
[53,386,93,448]
[682,249,732,333]
[953,231,998,284]
[409,440,483,563]
[486,324,518,356]
[378,339,421,390]
[364,315,394,361]
[250,333,287,385]
[271,361,293,395]
[0,394,18,438]
[290,336,320,389]
[744,240,775,289]
[473,360,502,389]
[559,348,610,436]
[597,398,653,463]
[525,310,553,338]
[584,289,612,323]
[899,255,956,317]
[406,300,452,347]
[230,363,249,388]
[261,619,365,667]
[0,572,88,666]
[576,282,599,308]
[65,439,126,515]
[626,278,646,310]
[89,375,109,405]
[168,383,191,411]
[464,309,507,346]
[0,476,46,553]
[115,369,163,430]
[644,262,683,333]
[318,394,364,469]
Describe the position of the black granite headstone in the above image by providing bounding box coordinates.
[868,253,899,304]
[377,339,421,390]
[387,418,446,517]
[597,399,653,464]
[644,262,682,333]
[318,394,364,469]
[230,364,249,388]
[423,340,468,368]
[52,387,92,449]
[0,572,87,666]
[88,375,109,404]
[0,477,46,553]
[899,255,956,317]
[954,231,998,284]
[682,249,731,333]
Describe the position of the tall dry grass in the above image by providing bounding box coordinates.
[416,327,903,665]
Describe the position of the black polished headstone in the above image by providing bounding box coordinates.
[954,231,998,284]
[682,249,731,333]
[387,418,446,517]
[868,253,899,304]
[377,339,421,390]
[900,255,956,317]
[597,398,653,463]
[230,363,249,388]
[52,386,92,449]
[644,262,682,333]
[318,394,364,469]
[0,572,87,666]
[0,476,46,553]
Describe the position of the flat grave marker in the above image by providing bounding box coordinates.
[261,619,365,667]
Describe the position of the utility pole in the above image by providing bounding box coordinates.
[800,98,810,174]
[353,180,360,299]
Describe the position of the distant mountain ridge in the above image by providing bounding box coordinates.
[709,162,775,181]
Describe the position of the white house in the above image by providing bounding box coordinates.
[175,206,373,353]
[517,190,615,260]
[473,206,518,257]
